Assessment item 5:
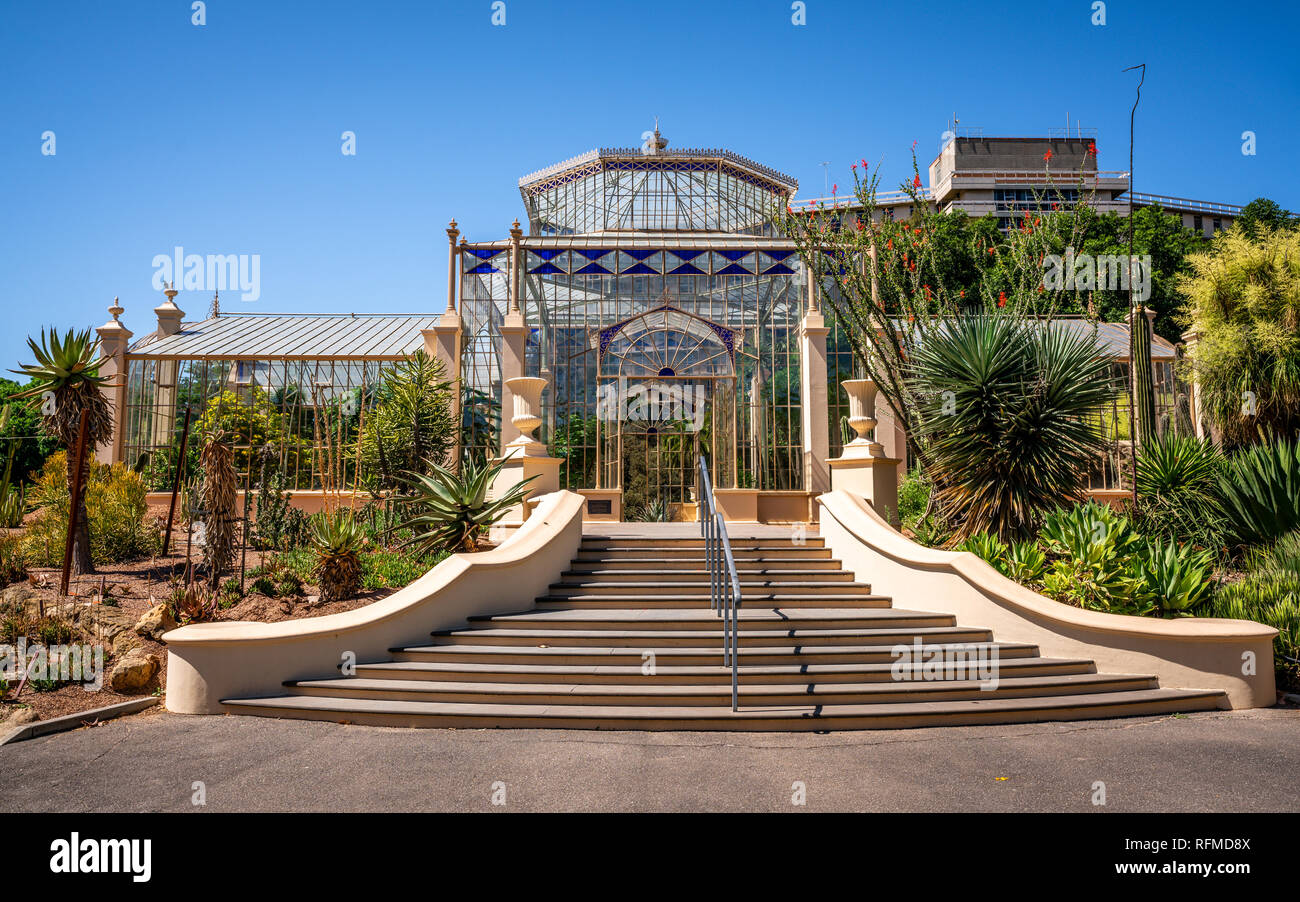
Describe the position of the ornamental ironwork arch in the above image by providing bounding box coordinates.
[594,304,740,379]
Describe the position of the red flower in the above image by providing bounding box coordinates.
[959,289,965,298]
[860,158,868,170]
[786,205,794,215]
[832,183,838,195]
[998,291,1007,308]
[988,247,996,255]
[887,238,893,250]
[913,174,922,188]
[1088,142,1097,155]
[851,163,857,171]
[1043,150,1053,162]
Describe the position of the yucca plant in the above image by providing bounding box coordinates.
[908,316,1113,542]
[397,457,535,554]
[198,430,238,589]
[11,327,114,574]
[1133,432,1227,548]
[310,510,366,603]
[1217,433,1300,547]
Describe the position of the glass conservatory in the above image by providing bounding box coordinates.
[456,130,811,517]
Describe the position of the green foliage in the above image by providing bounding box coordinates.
[1039,503,1142,611]
[359,549,447,591]
[248,576,277,597]
[1237,197,1296,237]
[1131,432,1228,549]
[0,381,57,486]
[1177,225,1300,445]
[397,457,535,553]
[359,351,456,492]
[22,452,160,565]
[959,532,1046,585]
[196,386,304,476]
[1208,531,1300,689]
[1127,539,1216,615]
[909,315,1112,541]
[252,459,309,551]
[310,510,366,603]
[0,533,27,587]
[1217,434,1300,547]
[629,497,671,523]
[896,466,932,529]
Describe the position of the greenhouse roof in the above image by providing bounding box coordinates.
[128,313,437,360]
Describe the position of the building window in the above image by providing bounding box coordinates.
[1194,215,1202,232]
[1213,218,1222,232]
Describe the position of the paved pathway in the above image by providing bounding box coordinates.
[2,707,1297,812]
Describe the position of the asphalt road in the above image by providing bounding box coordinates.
[3,707,1298,812]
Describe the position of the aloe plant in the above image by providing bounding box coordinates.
[1127,539,1215,615]
[1218,434,1300,547]
[397,457,535,553]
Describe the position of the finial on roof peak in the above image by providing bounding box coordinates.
[647,118,669,155]
[108,297,123,321]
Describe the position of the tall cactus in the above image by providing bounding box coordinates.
[1131,305,1157,447]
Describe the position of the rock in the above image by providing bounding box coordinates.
[111,632,140,657]
[0,585,43,619]
[108,649,159,692]
[134,604,177,640]
[78,604,136,641]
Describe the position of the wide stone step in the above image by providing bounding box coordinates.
[469,606,956,631]
[547,580,873,597]
[569,556,843,571]
[284,672,1161,707]
[535,594,892,609]
[221,687,1227,731]
[560,568,858,582]
[432,626,992,648]
[391,640,1040,667]
[351,656,1101,685]
[575,547,834,561]
[580,537,824,549]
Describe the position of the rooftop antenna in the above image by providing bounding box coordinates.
[209,289,220,319]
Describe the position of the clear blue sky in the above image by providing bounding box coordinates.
[2,0,1297,372]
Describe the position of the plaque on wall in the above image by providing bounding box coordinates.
[587,499,612,515]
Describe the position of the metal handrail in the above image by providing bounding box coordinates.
[697,456,741,711]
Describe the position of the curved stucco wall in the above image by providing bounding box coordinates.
[163,490,586,714]
[818,491,1277,709]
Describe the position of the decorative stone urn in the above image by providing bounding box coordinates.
[492,377,561,524]
[503,376,549,457]
[839,378,886,458]
[827,378,900,524]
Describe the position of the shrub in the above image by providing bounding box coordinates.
[1038,503,1142,612]
[358,351,456,492]
[22,452,161,566]
[908,315,1112,541]
[1131,432,1228,549]
[896,467,932,529]
[359,549,444,591]
[252,465,310,551]
[249,576,277,597]
[1127,538,1216,615]
[0,533,27,587]
[171,584,218,624]
[310,511,366,603]
[397,457,534,553]
[1217,433,1300,547]
[1207,533,1300,689]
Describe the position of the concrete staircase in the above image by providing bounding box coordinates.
[223,532,1227,730]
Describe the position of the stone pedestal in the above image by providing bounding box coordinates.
[491,377,561,524]
[827,379,900,525]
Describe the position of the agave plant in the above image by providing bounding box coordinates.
[1038,503,1141,611]
[908,316,1113,542]
[198,430,238,589]
[1217,434,1300,547]
[397,457,535,554]
[1127,539,1216,615]
[11,328,114,574]
[310,510,367,603]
